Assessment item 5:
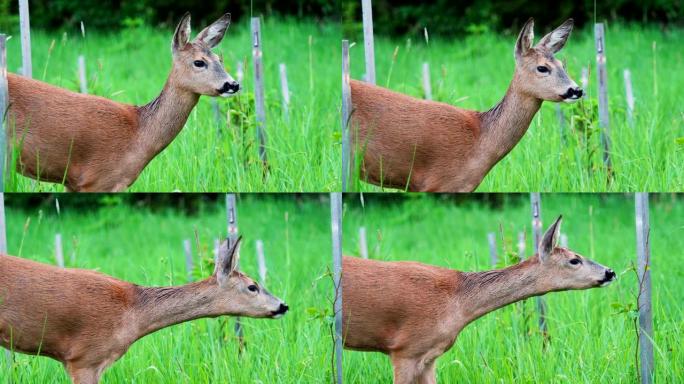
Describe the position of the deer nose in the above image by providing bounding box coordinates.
[279,303,289,313]
[567,87,583,99]
[605,269,616,280]
[220,81,240,95]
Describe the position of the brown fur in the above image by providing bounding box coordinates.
[342,217,614,383]
[350,18,580,192]
[6,13,236,192]
[0,238,286,384]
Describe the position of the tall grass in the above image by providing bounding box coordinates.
[348,23,684,192]
[0,195,335,383]
[342,193,683,382]
[4,18,340,192]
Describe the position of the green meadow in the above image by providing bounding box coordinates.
[3,17,340,192]
[348,23,684,192]
[0,195,335,383]
[342,193,683,382]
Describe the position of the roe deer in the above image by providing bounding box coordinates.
[0,237,288,384]
[342,216,615,383]
[351,18,583,192]
[6,12,240,191]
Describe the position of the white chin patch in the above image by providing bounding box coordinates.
[563,97,580,104]
[219,92,234,98]
[599,280,613,287]
[272,313,284,319]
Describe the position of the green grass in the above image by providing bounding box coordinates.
[347,23,684,192]
[0,195,336,383]
[4,17,340,192]
[342,193,683,382]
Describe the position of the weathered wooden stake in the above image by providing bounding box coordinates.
[225,194,244,350]
[18,0,32,78]
[78,55,88,94]
[210,99,221,126]
[251,18,268,171]
[422,62,432,100]
[279,63,290,121]
[256,239,267,285]
[635,193,653,384]
[213,238,220,264]
[358,226,368,259]
[0,35,8,190]
[530,193,548,342]
[0,193,10,369]
[330,192,344,384]
[183,239,193,282]
[236,61,244,84]
[624,69,635,127]
[361,0,376,84]
[54,234,64,267]
[594,23,613,179]
[341,40,352,191]
[517,231,528,335]
[487,232,498,267]
[580,67,589,90]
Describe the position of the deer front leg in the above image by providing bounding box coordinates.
[390,354,421,384]
[65,362,102,384]
[416,359,437,384]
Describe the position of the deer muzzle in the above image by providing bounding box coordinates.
[271,303,289,318]
[598,269,616,287]
[219,81,240,97]
[561,86,583,103]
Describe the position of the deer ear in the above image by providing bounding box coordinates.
[215,236,241,285]
[172,12,192,54]
[537,18,574,53]
[539,215,562,262]
[514,17,535,61]
[194,13,231,49]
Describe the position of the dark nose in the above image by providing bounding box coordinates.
[570,87,583,98]
[222,81,240,94]
[279,303,289,313]
[605,269,616,280]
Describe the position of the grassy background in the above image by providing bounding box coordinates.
[0,194,336,383]
[347,23,684,192]
[4,17,340,192]
[342,193,683,382]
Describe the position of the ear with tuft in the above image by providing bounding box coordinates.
[537,19,574,53]
[172,12,192,54]
[514,17,535,61]
[539,215,562,262]
[194,13,231,49]
[215,236,241,285]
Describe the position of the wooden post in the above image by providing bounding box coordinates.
[530,193,548,342]
[183,239,193,282]
[251,18,268,171]
[210,99,221,126]
[236,61,244,84]
[580,67,589,90]
[0,35,8,191]
[0,193,10,369]
[556,104,565,143]
[517,231,528,334]
[78,55,88,94]
[256,240,267,285]
[358,226,368,259]
[341,40,352,191]
[487,232,498,267]
[55,234,64,267]
[279,63,290,121]
[422,62,432,100]
[213,238,220,264]
[225,194,244,350]
[330,192,344,384]
[18,0,32,78]
[361,0,376,84]
[635,193,653,384]
[624,69,635,127]
[594,23,613,179]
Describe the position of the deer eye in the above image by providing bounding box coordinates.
[247,284,258,292]
[536,66,549,73]
[193,60,207,68]
[569,258,582,265]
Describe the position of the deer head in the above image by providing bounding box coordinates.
[213,237,289,318]
[513,18,583,103]
[537,216,616,291]
[171,13,240,97]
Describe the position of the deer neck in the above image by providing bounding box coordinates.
[477,77,542,162]
[136,73,200,157]
[132,279,221,340]
[456,257,546,325]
